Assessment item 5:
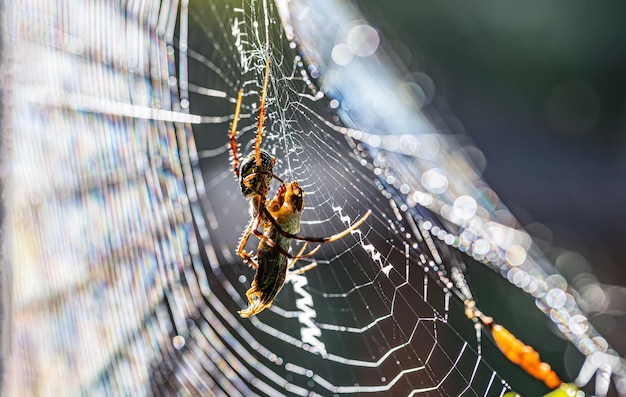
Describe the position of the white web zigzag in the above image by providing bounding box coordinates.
[289,274,328,356]
[331,205,393,276]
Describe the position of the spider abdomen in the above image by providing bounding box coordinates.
[238,149,275,199]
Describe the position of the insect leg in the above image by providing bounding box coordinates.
[287,243,319,276]
[287,263,318,276]
[266,182,287,213]
[286,243,306,273]
[261,207,372,243]
[228,88,244,178]
[251,228,321,259]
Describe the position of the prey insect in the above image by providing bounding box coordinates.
[229,58,371,317]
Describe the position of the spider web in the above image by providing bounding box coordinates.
[187,0,615,396]
[189,1,502,396]
[2,0,625,396]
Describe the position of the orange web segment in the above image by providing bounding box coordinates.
[490,323,562,389]
[255,58,270,168]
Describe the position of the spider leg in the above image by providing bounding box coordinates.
[261,207,372,243]
[255,58,271,168]
[237,215,260,269]
[228,88,244,179]
[252,228,321,259]
[242,171,286,192]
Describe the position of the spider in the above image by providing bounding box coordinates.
[228,58,372,317]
